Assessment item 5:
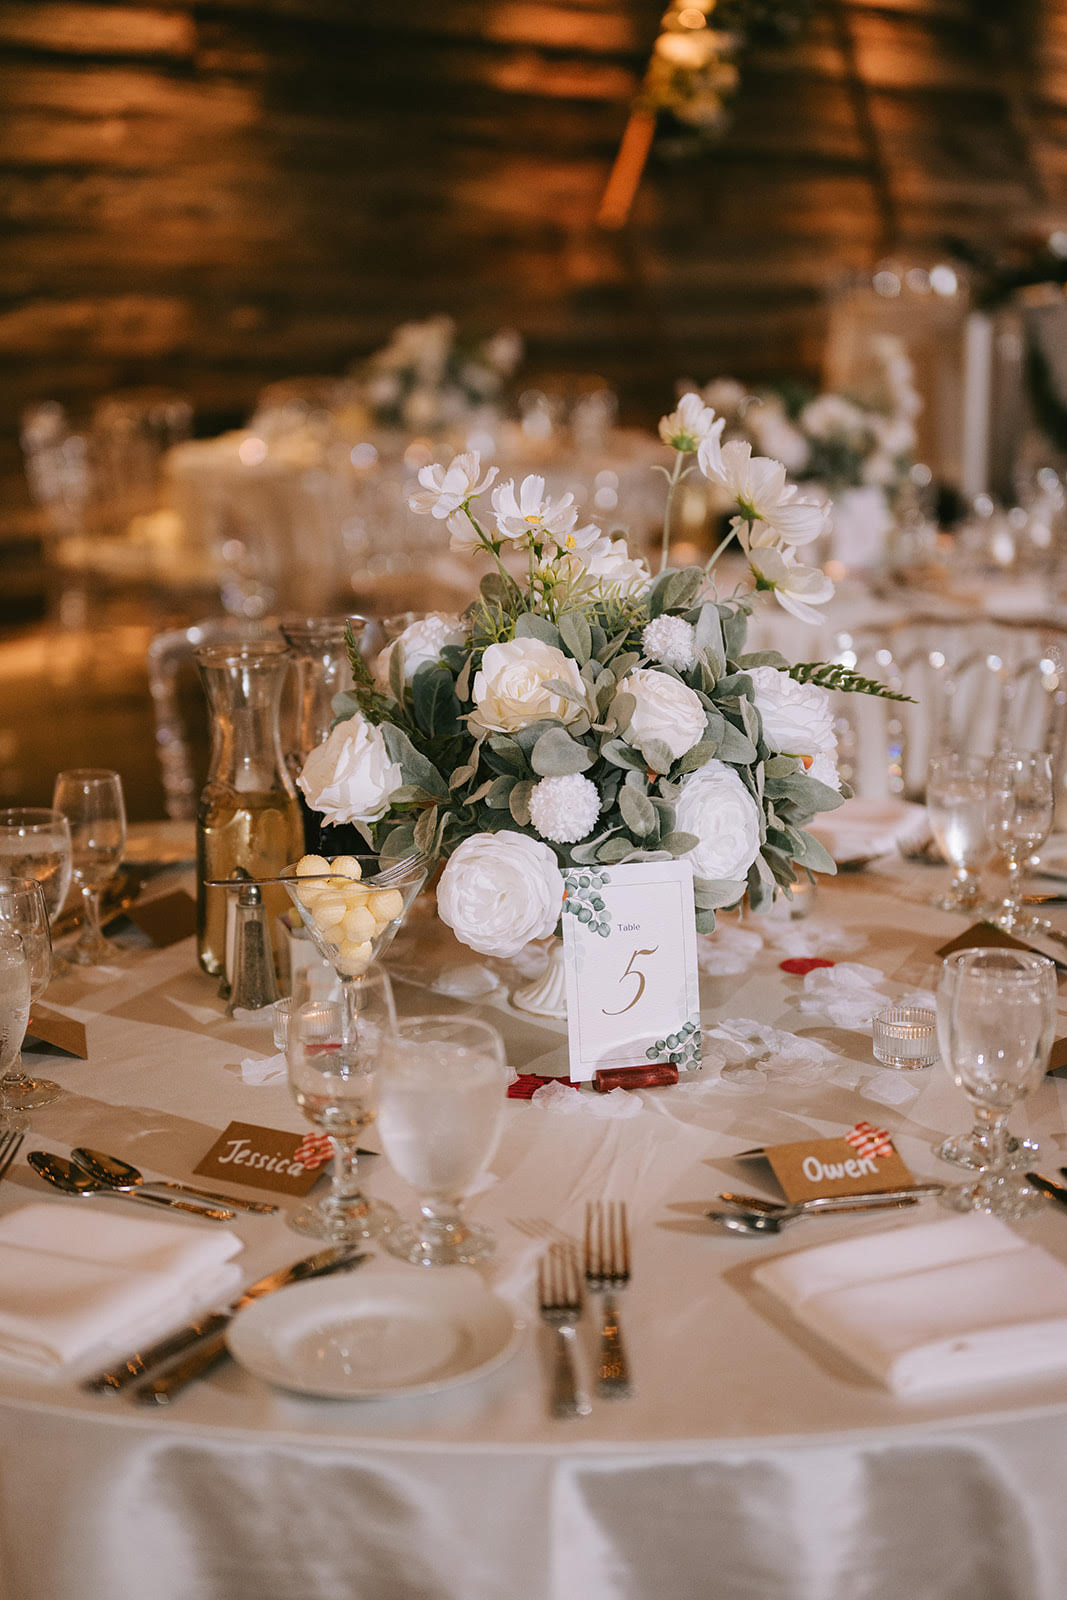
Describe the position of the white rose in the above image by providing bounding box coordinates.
[297,715,402,825]
[374,614,467,692]
[437,832,565,957]
[615,668,707,764]
[675,760,763,883]
[472,638,587,733]
[807,746,842,792]
[746,665,836,757]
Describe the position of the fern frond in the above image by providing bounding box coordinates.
[789,661,913,702]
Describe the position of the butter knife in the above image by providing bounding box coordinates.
[133,1248,371,1405]
[1027,1172,1067,1210]
[85,1246,367,1396]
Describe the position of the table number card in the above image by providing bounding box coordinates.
[560,860,701,1083]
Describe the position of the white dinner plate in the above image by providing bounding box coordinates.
[226,1268,523,1399]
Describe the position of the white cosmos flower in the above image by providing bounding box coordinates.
[748,546,835,625]
[446,507,484,555]
[492,475,578,545]
[408,451,497,519]
[700,438,828,546]
[581,536,651,599]
[658,393,724,453]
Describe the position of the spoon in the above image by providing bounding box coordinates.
[28,1153,236,1221]
[717,1183,945,1217]
[706,1194,926,1235]
[70,1148,279,1215]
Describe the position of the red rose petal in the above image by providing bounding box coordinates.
[779,957,836,976]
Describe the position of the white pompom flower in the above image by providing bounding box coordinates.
[642,616,696,672]
[528,774,601,845]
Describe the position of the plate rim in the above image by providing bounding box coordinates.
[226,1269,524,1399]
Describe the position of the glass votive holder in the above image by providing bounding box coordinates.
[272,997,294,1052]
[872,1005,938,1071]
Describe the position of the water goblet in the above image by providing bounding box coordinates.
[0,808,72,922]
[938,947,1056,1219]
[986,751,1054,931]
[0,929,33,1130]
[377,1015,508,1267]
[934,948,1035,1170]
[52,769,127,965]
[285,969,398,1243]
[0,878,60,1111]
[925,753,992,912]
[280,851,427,1072]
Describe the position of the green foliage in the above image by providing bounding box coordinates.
[789,661,913,702]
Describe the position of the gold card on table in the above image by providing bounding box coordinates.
[26,1007,88,1058]
[194,1121,324,1196]
[127,890,198,947]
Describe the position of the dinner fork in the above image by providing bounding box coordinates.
[584,1200,632,1398]
[538,1243,591,1420]
[0,1128,23,1182]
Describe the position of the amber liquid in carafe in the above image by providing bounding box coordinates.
[196,789,303,978]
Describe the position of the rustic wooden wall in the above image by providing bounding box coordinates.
[1,0,1066,571]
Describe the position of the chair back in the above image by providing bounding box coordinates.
[830,613,1067,808]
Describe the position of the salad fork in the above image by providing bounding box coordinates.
[584,1200,632,1397]
[538,1243,590,1419]
[0,1128,24,1182]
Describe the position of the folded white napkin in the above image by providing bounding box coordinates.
[0,1203,243,1374]
[755,1214,1067,1396]
[809,797,929,865]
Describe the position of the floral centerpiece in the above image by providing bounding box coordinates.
[297,393,895,964]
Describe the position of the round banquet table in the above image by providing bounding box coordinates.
[8,859,1067,1600]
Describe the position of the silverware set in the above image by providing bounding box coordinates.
[537,1201,632,1418]
[707,1183,946,1236]
[26,1147,279,1221]
[1026,1169,1067,1211]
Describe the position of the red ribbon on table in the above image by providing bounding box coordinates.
[507,1073,581,1100]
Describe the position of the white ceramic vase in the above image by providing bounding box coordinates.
[511,938,567,1019]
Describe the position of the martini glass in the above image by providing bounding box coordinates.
[280,852,427,1070]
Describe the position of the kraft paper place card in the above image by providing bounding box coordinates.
[560,860,701,1083]
[757,1124,916,1204]
[194,1120,326,1196]
[935,920,1067,970]
[127,889,198,948]
[25,1006,88,1059]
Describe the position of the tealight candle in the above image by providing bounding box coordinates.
[872,1005,938,1071]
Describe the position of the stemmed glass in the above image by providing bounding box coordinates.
[986,751,1054,931]
[0,882,58,1112]
[0,808,72,923]
[937,947,1056,1219]
[935,948,1035,1170]
[0,932,31,1129]
[52,770,127,965]
[285,968,398,1243]
[925,753,992,912]
[377,1015,508,1266]
[281,852,427,1071]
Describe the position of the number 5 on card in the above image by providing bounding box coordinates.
[560,861,702,1083]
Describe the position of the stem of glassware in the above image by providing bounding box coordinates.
[999,851,1023,927]
[339,975,359,1069]
[418,1194,465,1250]
[326,1135,366,1210]
[79,883,102,948]
[971,1103,1010,1177]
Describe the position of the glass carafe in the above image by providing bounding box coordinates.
[195,641,304,977]
[279,616,357,850]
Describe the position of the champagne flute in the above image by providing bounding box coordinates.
[986,751,1054,931]
[0,882,54,1115]
[52,769,126,965]
[925,753,992,911]
[285,966,399,1243]
[939,947,1056,1219]
[377,1015,507,1267]
[0,931,31,1129]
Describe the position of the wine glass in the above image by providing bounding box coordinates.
[0,879,60,1110]
[0,931,31,1129]
[285,969,399,1243]
[986,751,1054,931]
[0,808,72,921]
[925,753,992,911]
[934,948,1036,1170]
[938,947,1056,1219]
[52,769,127,965]
[377,1015,508,1267]
[281,851,427,1072]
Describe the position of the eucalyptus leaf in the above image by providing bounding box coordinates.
[379,823,417,864]
[663,567,703,613]
[485,733,527,775]
[531,727,593,776]
[514,613,562,649]
[640,737,676,776]
[600,738,645,771]
[695,909,718,934]
[598,837,636,864]
[331,690,362,721]
[619,786,656,836]
[388,642,406,705]
[694,604,726,677]
[380,725,448,798]
[612,651,640,680]
[714,720,757,765]
[787,829,838,874]
[486,776,516,809]
[558,611,592,665]
[454,653,473,703]
[659,830,699,856]
[480,572,513,608]
[676,740,720,776]
[413,807,439,856]
[739,650,790,670]
[693,875,745,908]
[509,780,534,826]
[722,609,749,661]
[411,664,461,739]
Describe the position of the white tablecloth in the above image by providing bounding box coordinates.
[10,863,1067,1600]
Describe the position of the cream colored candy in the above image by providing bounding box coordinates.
[370,888,404,925]
[294,853,332,906]
[341,905,376,942]
[329,855,363,881]
[310,893,347,929]
[338,883,370,911]
[335,939,372,974]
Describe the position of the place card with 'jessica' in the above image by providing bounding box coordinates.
[193,1120,328,1195]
